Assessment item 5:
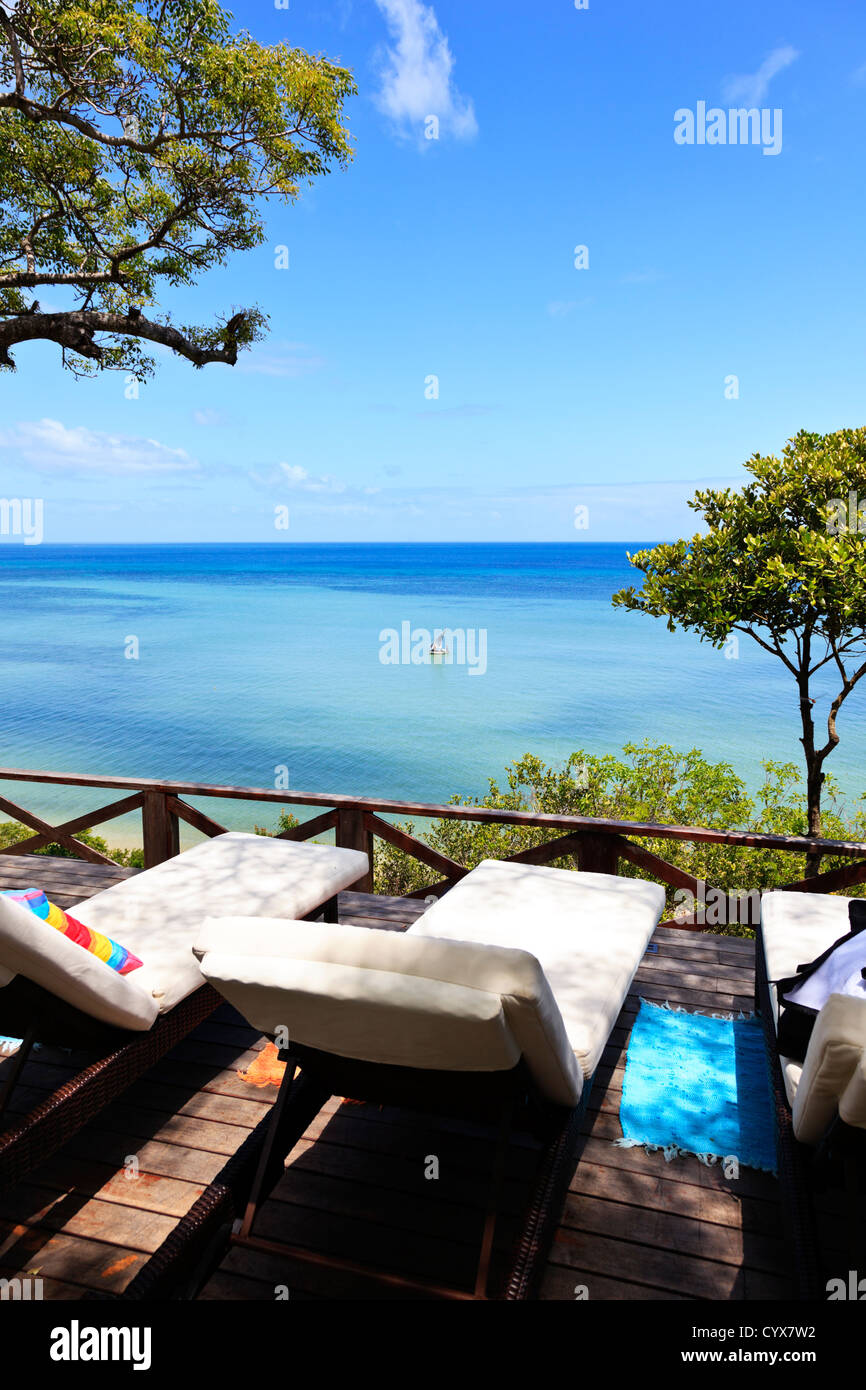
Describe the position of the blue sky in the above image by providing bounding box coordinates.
[3,0,866,541]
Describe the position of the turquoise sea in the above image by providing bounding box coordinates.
[0,543,862,843]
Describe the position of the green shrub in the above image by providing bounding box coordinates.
[372,743,866,936]
[254,810,301,837]
[0,820,143,866]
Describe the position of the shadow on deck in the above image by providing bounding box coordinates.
[0,855,848,1300]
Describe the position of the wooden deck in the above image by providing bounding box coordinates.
[0,855,847,1300]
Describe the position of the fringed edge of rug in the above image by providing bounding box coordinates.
[637,996,756,1023]
[612,1136,777,1174]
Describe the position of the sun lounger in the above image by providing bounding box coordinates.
[124,859,664,1300]
[0,832,368,1190]
[757,890,866,1297]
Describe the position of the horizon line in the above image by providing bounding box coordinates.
[0,538,671,548]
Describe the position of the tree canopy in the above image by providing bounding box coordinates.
[611,429,866,863]
[0,0,355,377]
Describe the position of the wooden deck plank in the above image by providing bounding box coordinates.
[0,871,810,1302]
[214,1243,428,1300]
[539,1262,693,1300]
[558,1191,786,1272]
[16,1155,207,1219]
[235,1195,507,1291]
[62,1130,232,1187]
[547,1227,788,1300]
[0,851,139,910]
[0,1227,147,1293]
[277,1133,530,1213]
[0,1181,179,1252]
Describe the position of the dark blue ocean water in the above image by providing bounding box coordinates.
[0,543,860,839]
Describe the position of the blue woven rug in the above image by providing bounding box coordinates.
[618,1000,777,1173]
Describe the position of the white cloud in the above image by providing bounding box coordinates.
[281,463,309,485]
[852,61,866,86]
[0,418,199,475]
[280,462,345,493]
[329,0,353,30]
[236,341,326,378]
[192,408,229,427]
[373,0,477,140]
[547,299,592,317]
[267,476,745,540]
[722,45,799,107]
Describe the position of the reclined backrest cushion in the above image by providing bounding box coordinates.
[194,917,583,1107]
[0,891,158,1032]
[2,889,143,975]
[792,993,866,1145]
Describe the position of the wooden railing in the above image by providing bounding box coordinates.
[1,766,865,928]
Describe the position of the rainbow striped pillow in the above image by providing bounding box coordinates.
[2,888,143,975]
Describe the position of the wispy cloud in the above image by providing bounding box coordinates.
[373,0,477,141]
[852,61,866,86]
[0,418,198,476]
[192,408,230,427]
[722,45,799,107]
[253,475,747,541]
[547,298,593,317]
[236,341,326,378]
[329,0,353,30]
[249,461,347,494]
[280,462,346,493]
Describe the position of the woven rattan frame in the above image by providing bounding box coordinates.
[754,923,822,1300]
[0,983,221,1191]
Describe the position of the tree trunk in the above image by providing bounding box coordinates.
[798,674,824,878]
[804,757,825,878]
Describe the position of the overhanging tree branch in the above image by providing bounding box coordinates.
[0,0,356,378]
[0,307,249,370]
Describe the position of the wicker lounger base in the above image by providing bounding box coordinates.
[754,930,822,1300]
[0,982,221,1192]
[113,1049,593,1302]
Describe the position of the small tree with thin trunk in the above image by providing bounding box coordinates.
[612,428,866,875]
[0,0,355,378]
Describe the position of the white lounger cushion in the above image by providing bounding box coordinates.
[0,833,368,1029]
[760,890,866,1132]
[792,994,866,1144]
[409,859,665,1077]
[0,891,158,1032]
[759,890,856,1107]
[194,916,583,1107]
[759,891,854,1028]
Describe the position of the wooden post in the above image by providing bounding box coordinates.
[336,806,373,894]
[142,790,180,868]
[574,832,620,877]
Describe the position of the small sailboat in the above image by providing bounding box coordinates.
[429,629,449,657]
